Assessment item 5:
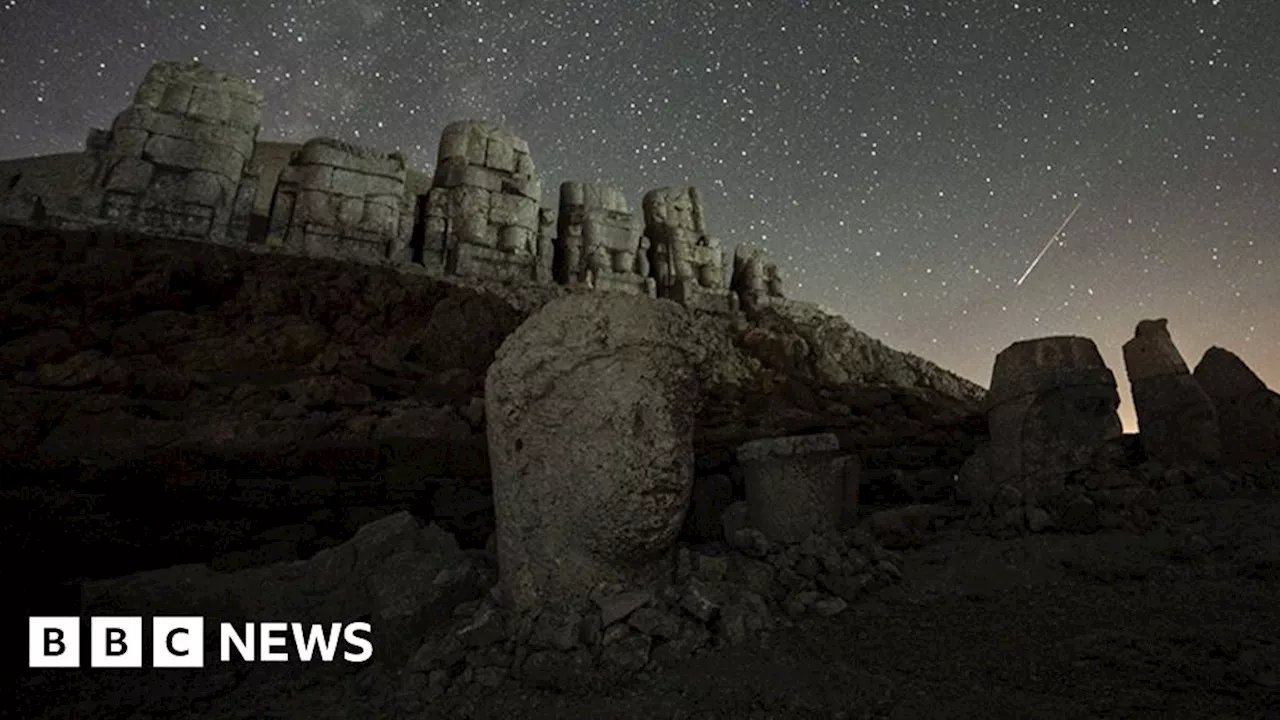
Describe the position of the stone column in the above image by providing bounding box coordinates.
[735,433,854,543]
[1123,319,1220,464]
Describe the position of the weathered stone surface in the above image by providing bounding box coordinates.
[642,186,738,314]
[77,61,262,243]
[986,336,1122,485]
[736,433,854,543]
[554,182,655,296]
[486,294,707,612]
[416,120,546,282]
[265,137,408,263]
[1123,319,1220,464]
[730,243,789,314]
[736,300,986,404]
[1194,346,1280,463]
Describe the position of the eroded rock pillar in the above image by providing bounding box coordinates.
[1123,319,1219,464]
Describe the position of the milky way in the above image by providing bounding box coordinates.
[1,0,1277,429]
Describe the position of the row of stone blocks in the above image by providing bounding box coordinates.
[59,61,796,318]
[963,317,1279,529]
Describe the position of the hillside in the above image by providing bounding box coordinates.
[0,221,986,598]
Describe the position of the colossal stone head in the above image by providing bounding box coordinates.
[986,335,1122,484]
[485,294,707,611]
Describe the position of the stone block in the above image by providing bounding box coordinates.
[1123,319,1219,464]
[1194,346,1280,463]
[736,433,848,543]
[103,157,154,193]
[487,294,707,612]
[187,84,231,123]
[486,137,515,173]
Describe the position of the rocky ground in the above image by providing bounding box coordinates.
[5,223,1277,718]
[11,478,1280,720]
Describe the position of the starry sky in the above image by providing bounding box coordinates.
[1,0,1277,431]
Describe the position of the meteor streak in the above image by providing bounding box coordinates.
[1016,200,1083,287]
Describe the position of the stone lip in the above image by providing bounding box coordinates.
[735,432,841,464]
[986,335,1115,409]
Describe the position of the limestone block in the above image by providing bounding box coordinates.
[1194,347,1280,463]
[503,173,540,200]
[183,170,232,207]
[103,157,154,193]
[330,167,371,197]
[142,134,244,179]
[158,81,194,115]
[1123,319,1219,464]
[364,174,405,198]
[146,172,187,203]
[227,97,261,130]
[466,132,488,165]
[439,125,470,160]
[187,84,231,124]
[488,193,526,226]
[487,294,707,612]
[449,186,492,221]
[515,152,534,177]
[1195,346,1269,400]
[487,137,515,173]
[296,165,335,193]
[362,200,397,235]
[736,433,850,543]
[986,336,1122,485]
[297,189,338,227]
[108,127,151,157]
[338,197,365,227]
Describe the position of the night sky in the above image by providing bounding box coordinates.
[1,0,1277,430]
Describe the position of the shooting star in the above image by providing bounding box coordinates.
[1016,200,1083,287]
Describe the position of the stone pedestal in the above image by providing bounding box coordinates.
[736,433,855,543]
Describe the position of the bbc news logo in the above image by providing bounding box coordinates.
[29,617,372,667]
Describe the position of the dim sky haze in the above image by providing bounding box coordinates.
[2,0,1277,431]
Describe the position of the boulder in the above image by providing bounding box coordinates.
[1123,319,1219,464]
[1193,346,1280,463]
[486,293,706,612]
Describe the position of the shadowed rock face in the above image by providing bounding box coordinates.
[485,293,707,612]
[1123,319,1219,464]
[984,335,1122,485]
[1194,346,1280,463]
